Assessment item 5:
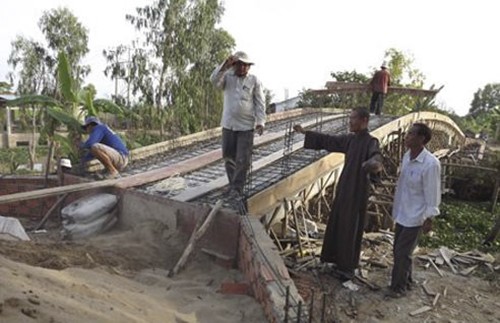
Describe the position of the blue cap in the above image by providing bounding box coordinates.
[82,116,101,128]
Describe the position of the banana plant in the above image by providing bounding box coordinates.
[7,51,124,179]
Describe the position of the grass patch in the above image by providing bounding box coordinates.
[420,196,500,252]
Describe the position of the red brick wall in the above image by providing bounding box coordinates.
[238,217,304,323]
[0,175,116,218]
[0,177,58,218]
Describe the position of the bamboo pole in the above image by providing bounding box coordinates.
[168,199,223,277]
[290,200,305,258]
[33,193,69,231]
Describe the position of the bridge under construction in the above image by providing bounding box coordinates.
[0,107,485,322]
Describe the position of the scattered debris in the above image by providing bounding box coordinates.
[342,280,360,291]
[420,248,497,277]
[422,282,437,297]
[426,256,445,277]
[460,265,478,276]
[439,247,458,274]
[432,293,441,307]
[409,306,432,317]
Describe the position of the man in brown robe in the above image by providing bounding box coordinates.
[294,107,383,280]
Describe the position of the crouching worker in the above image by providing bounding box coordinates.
[80,116,129,179]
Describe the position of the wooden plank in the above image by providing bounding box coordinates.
[409,306,432,316]
[290,200,305,258]
[314,82,441,97]
[460,265,478,276]
[0,179,118,205]
[421,283,436,297]
[432,293,441,307]
[427,257,445,277]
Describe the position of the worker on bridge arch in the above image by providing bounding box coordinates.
[370,62,391,115]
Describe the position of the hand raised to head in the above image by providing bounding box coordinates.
[293,124,305,134]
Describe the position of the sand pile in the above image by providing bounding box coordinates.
[0,219,265,323]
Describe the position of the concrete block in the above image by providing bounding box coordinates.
[0,215,30,241]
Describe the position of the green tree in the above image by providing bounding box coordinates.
[331,70,371,110]
[383,48,424,87]
[381,48,438,116]
[7,37,53,95]
[39,7,90,87]
[297,70,371,109]
[123,0,234,137]
[469,83,500,115]
[458,84,500,142]
[297,89,335,108]
[8,7,89,96]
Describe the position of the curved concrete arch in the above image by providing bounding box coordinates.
[372,111,465,150]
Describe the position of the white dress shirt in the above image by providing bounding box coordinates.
[392,148,441,227]
[210,63,266,131]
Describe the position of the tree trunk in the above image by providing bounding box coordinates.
[44,139,55,187]
[29,106,37,170]
[495,121,500,143]
[157,66,167,139]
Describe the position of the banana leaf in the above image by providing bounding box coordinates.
[93,99,124,115]
[6,95,61,107]
[81,89,97,116]
[47,106,82,131]
[57,52,77,103]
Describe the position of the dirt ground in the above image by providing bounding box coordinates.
[0,217,266,323]
[292,237,500,323]
[1,218,498,323]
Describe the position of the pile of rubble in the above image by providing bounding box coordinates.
[417,246,498,277]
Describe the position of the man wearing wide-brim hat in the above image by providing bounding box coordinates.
[210,51,266,199]
[80,116,129,179]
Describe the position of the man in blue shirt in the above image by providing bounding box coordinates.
[80,116,129,179]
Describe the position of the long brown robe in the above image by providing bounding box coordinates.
[304,128,381,275]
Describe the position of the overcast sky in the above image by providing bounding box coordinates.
[1,0,499,116]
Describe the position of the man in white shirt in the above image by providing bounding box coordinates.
[388,123,441,298]
[210,51,266,198]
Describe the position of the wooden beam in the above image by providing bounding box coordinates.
[0,179,118,205]
[308,82,441,97]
